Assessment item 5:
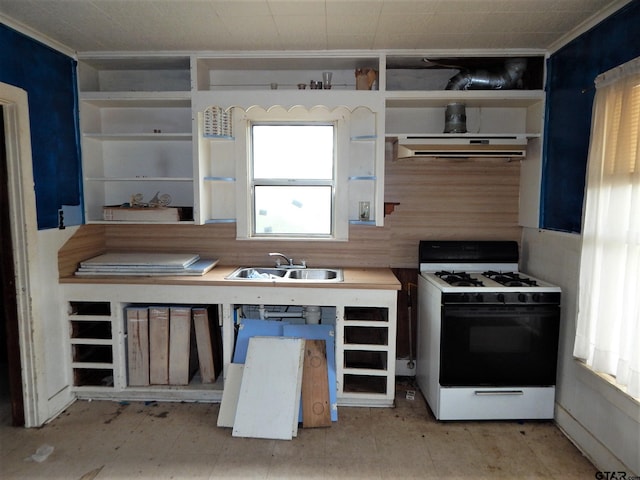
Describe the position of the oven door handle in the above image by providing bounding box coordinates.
[474,390,524,396]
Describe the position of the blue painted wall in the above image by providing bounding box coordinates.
[0,23,82,230]
[542,0,640,233]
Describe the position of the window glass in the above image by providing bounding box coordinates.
[251,123,335,237]
[253,125,334,179]
[254,186,332,235]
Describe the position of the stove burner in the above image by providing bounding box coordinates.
[435,271,484,287]
[483,271,538,287]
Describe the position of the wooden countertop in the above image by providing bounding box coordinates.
[59,266,401,290]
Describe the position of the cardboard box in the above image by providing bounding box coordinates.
[355,68,377,90]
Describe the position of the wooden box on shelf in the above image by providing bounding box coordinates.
[102,205,192,222]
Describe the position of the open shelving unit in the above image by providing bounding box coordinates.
[76,50,546,228]
[77,55,195,223]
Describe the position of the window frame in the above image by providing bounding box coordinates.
[250,122,336,238]
[235,106,349,241]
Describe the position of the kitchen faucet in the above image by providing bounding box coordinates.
[269,252,306,268]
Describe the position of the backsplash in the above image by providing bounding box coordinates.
[59,157,522,275]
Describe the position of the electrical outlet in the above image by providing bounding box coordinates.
[359,201,370,221]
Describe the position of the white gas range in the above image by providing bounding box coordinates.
[416,241,562,421]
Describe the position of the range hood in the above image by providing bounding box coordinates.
[393,134,529,159]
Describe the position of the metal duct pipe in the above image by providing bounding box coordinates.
[445,58,527,91]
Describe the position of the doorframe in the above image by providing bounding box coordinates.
[1,82,43,427]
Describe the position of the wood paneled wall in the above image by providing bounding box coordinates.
[58,224,106,277]
[60,155,522,274]
[384,156,522,267]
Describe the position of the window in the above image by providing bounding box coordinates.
[234,105,350,241]
[252,124,334,237]
[573,56,640,399]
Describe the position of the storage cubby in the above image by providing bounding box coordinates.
[77,55,194,223]
[73,369,115,387]
[68,301,115,388]
[340,306,393,400]
[348,107,380,224]
[123,303,222,389]
[72,344,113,364]
[343,374,387,395]
[71,320,111,340]
[66,296,225,399]
[384,54,546,139]
[196,107,239,224]
[77,56,191,92]
[384,55,545,92]
[195,55,380,91]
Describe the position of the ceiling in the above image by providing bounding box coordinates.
[0,0,626,54]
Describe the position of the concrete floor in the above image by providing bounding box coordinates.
[0,380,597,479]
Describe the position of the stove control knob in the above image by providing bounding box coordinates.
[532,293,541,303]
[497,293,505,303]
[518,293,527,303]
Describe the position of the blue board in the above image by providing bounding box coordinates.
[232,319,288,363]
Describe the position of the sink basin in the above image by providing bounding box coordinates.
[225,267,288,280]
[225,267,343,282]
[286,268,342,281]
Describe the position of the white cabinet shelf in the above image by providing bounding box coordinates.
[338,306,395,405]
[196,110,240,225]
[384,54,545,136]
[195,54,380,92]
[77,55,194,223]
[75,50,546,227]
[79,91,191,107]
[346,107,383,225]
[86,177,193,182]
[385,90,545,108]
[383,53,545,227]
[67,302,116,389]
[62,282,398,407]
[84,133,192,141]
[204,176,236,182]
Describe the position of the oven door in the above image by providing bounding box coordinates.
[439,303,560,387]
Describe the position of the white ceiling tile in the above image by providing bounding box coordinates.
[267,0,326,16]
[219,15,279,34]
[0,0,627,52]
[414,33,476,50]
[430,0,500,14]
[547,0,612,12]
[494,0,563,12]
[372,32,431,50]
[277,33,328,50]
[326,0,383,16]
[273,15,326,34]
[327,33,375,50]
[327,14,382,35]
[376,13,432,34]
[379,0,440,14]
[212,0,272,16]
[422,13,488,34]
